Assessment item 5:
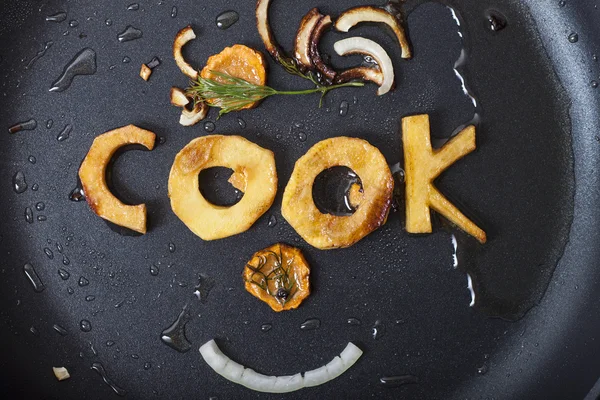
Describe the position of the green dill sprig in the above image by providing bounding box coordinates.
[245,247,298,306]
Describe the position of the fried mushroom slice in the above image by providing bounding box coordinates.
[79,125,156,234]
[334,66,384,86]
[173,25,198,80]
[168,135,277,240]
[282,137,393,249]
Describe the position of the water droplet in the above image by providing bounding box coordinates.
[127,3,139,11]
[204,121,215,132]
[559,0,566,7]
[122,56,131,64]
[158,136,166,144]
[46,119,54,129]
[53,324,68,336]
[150,265,159,276]
[24,207,34,223]
[300,318,320,331]
[23,263,45,292]
[592,80,598,89]
[37,215,47,222]
[63,30,70,36]
[30,326,39,336]
[118,26,143,42]
[193,274,215,303]
[171,6,178,18]
[216,10,239,30]
[56,242,64,253]
[26,41,54,69]
[130,354,139,359]
[261,323,272,332]
[57,124,72,141]
[161,305,193,352]
[568,32,579,43]
[339,100,349,116]
[380,375,419,387]
[298,131,308,142]
[67,287,74,295]
[49,48,97,92]
[91,362,127,397]
[12,171,28,193]
[347,317,362,325]
[276,133,282,140]
[85,295,95,302]
[80,319,92,332]
[78,276,90,286]
[69,20,79,28]
[32,183,39,191]
[35,202,45,211]
[485,10,507,32]
[352,96,358,105]
[105,19,113,26]
[106,340,115,347]
[593,54,598,62]
[237,118,246,128]
[8,119,37,134]
[168,242,176,253]
[58,268,70,280]
[477,364,488,375]
[69,186,86,202]
[28,156,36,164]
[144,362,151,370]
[62,255,70,265]
[372,320,386,340]
[44,247,54,259]
[46,12,67,22]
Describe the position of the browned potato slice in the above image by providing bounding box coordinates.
[282,137,393,249]
[168,135,277,240]
[402,114,486,243]
[78,125,156,234]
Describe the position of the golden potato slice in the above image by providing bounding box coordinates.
[243,243,311,312]
[282,137,393,249]
[79,125,156,234]
[168,135,277,240]
[402,114,486,243]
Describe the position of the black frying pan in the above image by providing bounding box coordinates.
[1,0,599,398]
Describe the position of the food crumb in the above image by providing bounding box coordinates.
[53,366,70,381]
[140,64,152,81]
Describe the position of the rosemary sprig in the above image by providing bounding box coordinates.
[188,71,364,118]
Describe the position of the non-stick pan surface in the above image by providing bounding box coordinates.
[1,0,599,399]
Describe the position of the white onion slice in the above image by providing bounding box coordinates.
[199,339,362,393]
[333,37,395,95]
[173,26,198,80]
[294,8,322,69]
[179,101,208,126]
[170,87,189,107]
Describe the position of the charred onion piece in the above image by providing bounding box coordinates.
[309,14,337,83]
[179,101,208,126]
[334,66,384,87]
[294,8,322,71]
[170,87,190,107]
[333,37,394,95]
[334,5,411,59]
[173,25,198,80]
[256,0,287,62]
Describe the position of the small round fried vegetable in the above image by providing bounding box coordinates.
[200,44,267,110]
[282,137,393,249]
[243,243,310,312]
[168,135,277,240]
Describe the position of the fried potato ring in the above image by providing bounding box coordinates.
[282,137,393,249]
[168,135,277,240]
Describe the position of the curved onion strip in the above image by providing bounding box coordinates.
[170,87,189,107]
[334,5,411,59]
[256,0,285,61]
[199,339,362,393]
[309,14,336,82]
[294,8,322,70]
[333,37,394,95]
[173,26,198,80]
[334,66,384,86]
[179,100,208,126]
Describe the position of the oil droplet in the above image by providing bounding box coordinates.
[58,268,70,280]
[161,305,192,352]
[477,364,488,375]
[300,318,320,331]
[268,215,277,227]
[171,6,178,18]
[25,207,33,223]
[150,265,159,276]
[339,100,349,116]
[485,10,507,32]
[80,319,92,332]
[28,156,36,164]
[69,20,79,28]
[261,323,272,332]
[49,48,97,92]
[91,362,127,397]
[568,32,579,43]
[168,242,176,253]
[86,295,95,302]
[70,186,86,202]
[8,119,37,134]
[372,320,386,340]
[144,362,151,370]
[53,324,68,336]
[23,263,45,292]
[347,317,362,325]
[62,254,70,265]
[105,19,113,26]
[79,276,90,286]
[204,121,215,132]
[44,247,54,259]
[380,375,419,387]
[118,26,143,42]
[127,3,139,11]
[298,131,307,142]
[35,202,45,211]
[57,124,72,141]
[46,12,67,22]
[216,10,239,30]
[26,41,54,69]
[237,118,246,128]
[12,171,28,193]
[37,215,47,222]
[193,274,215,303]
